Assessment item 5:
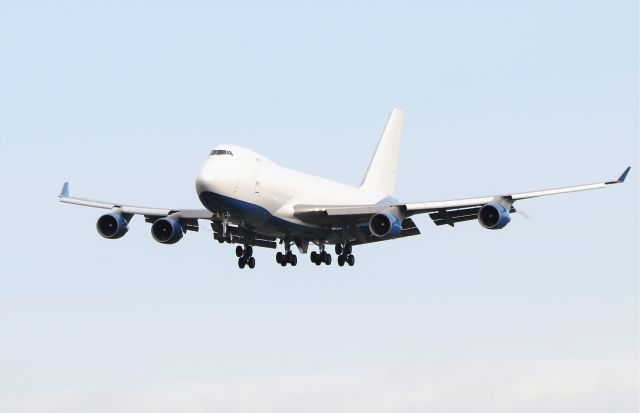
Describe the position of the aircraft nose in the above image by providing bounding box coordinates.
[195,159,217,195]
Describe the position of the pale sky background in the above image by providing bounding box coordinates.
[0,1,638,412]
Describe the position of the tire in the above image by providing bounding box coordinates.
[238,257,246,269]
[347,254,355,266]
[276,251,283,264]
[248,257,256,269]
[236,246,244,258]
[310,251,318,263]
[335,244,343,255]
[286,251,293,263]
[245,245,253,257]
[344,243,352,255]
[324,253,332,265]
[291,255,297,266]
[280,259,287,267]
[338,255,345,266]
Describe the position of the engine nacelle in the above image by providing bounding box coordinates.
[96,212,129,239]
[478,202,511,230]
[369,211,403,238]
[151,217,184,244]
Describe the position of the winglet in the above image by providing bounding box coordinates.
[607,167,631,185]
[59,182,70,198]
[617,166,631,183]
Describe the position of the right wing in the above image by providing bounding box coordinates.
[58,183,278,248]
[58,182,214,232]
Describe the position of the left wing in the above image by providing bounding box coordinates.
[294,167,630,227]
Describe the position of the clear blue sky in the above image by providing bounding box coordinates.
[0,1,637,412]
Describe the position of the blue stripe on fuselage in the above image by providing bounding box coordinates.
[198,191,332,238]
[376,195,398,205]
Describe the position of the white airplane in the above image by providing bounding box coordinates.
[59,109,630,269]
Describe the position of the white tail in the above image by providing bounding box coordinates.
[360,108,404,196]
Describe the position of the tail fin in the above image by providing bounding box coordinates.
[360,108,404,196]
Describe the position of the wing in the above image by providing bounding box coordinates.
[58,182,214,231]
[294,167,631,228]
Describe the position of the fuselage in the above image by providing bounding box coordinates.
[195,144,386,238]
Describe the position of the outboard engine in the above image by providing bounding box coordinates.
[478,202,511,230]
[151,217,184,244]
[96,212,129,239]
[369,211,403,238]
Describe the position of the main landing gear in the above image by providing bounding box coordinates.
[236,245,256,269]
[335,242,355,267]
[310,246,332,266]
[276,241,297,267]
[276,251,298,267]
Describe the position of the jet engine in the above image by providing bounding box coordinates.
[151,217,184,244]
[369,211,403,238]
[478,202,511,230]
[96,212,129,239]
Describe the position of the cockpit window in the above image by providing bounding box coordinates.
[209,150,233,156]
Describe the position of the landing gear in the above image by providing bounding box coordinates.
[335,242,355,267]
[276,246,297,267]
[236,245,255,269]
[311,247,332,266]
[346,254,355,266]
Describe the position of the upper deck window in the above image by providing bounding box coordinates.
[209,150,234,156]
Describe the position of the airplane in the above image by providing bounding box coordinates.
[59,109,630,269]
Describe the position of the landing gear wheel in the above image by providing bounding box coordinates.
[335,243,343,255]
[236,246,244,257]
[344,243,352,255]
[244,245,253,257]
[347,254,355,266]
[310,251,318,263]
[238,257,246,269]
[324,253,332,265]
[291,255,297,266]
[280,258,287,267]
[276,251,284,264]
[338,255,346,266]
[247,257,256,269]
[286,251,293,264]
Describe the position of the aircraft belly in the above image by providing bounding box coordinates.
[199,190,332,239]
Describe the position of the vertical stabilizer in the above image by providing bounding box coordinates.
[360,108,403,196]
